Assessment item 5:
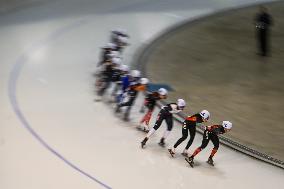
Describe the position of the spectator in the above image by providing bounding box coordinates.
[255,6,273,57]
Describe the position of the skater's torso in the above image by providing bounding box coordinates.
[101,49,112,62]
[162,103,181,114]
[111,68,122,82]
[206,125,225,135]
[127,83,145,99]
[184,114,203,127]
[145,92,161,110]
[102,63,114,80]
[121,75,130,91]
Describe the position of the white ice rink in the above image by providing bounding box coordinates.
[0,0,283,189]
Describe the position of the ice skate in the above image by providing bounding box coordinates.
[136,123,143,130]
[142,122,150,133]
[141,138,148,149]
[141,141,146,148]
[185,156,194,168]
[158,138,165,147]
[123,110,131,122]
[144,128,149,133]
[94,96,102,102]
[115,105,121,113]
[207,157,214,166]
[181,150,188,157]
[168,149,175,157]
[137,123,149,133]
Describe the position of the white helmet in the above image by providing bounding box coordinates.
[120,64,129,72]
[103,43,115,49]
[140,78,149,85]
[200,110,210,120]
[222,121,232,130]
[131,70,141,78]
[109,51,120,58]
[112,29,127,36]
[112,57,121,65]
[158,88,168,96]
[177,99,186,108]
[118,36,128,45]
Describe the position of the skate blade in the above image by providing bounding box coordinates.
[185,158,194,168]
[158,143,165,148]
[136,127,149,133]
[181,153,188,157]
[141,142,146,149]
[207,161,214,166]
[168,149,175,158]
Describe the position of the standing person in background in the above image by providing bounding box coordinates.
[255,6,273,57]
[140,99,186,148]
[185,121,232,167]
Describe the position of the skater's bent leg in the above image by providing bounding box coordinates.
[145,111,153,125]
[209,134,219,158]
[191,147,202,157]
[146,111,165,138]
[165,115,173,131]
[173,126,188,148]
[146,127,157,138]
[185,126,196,150]
[124,106,132,120]
[120,98,133,107]
[209,148,218,158]
[140,110,152,124]
[159,116,173,142]
[98,80,111,96]
[192,133,210,157]
[153,112,165,130]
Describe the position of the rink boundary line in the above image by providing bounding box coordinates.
[8,19,112,189]
[133,0,284,169]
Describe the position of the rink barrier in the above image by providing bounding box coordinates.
[132,0,284,170]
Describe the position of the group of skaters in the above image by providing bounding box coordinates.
[95,29,149,121]
[95,29,233,167]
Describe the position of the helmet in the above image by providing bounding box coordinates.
[112,29,127,36]
[109,51,120,58]
[140,78,149,85]
[112,57,121,65]
[177,99,186,108]
[222,121,232,130]
[118,36,128,45]
[131,70,141,78]
[200,110,210,120]
[158,88,168,96]
[103,43,115,49]
[120,64,129,72]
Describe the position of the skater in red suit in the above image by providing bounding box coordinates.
[185,121,232,167]
[139,88,168,132]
